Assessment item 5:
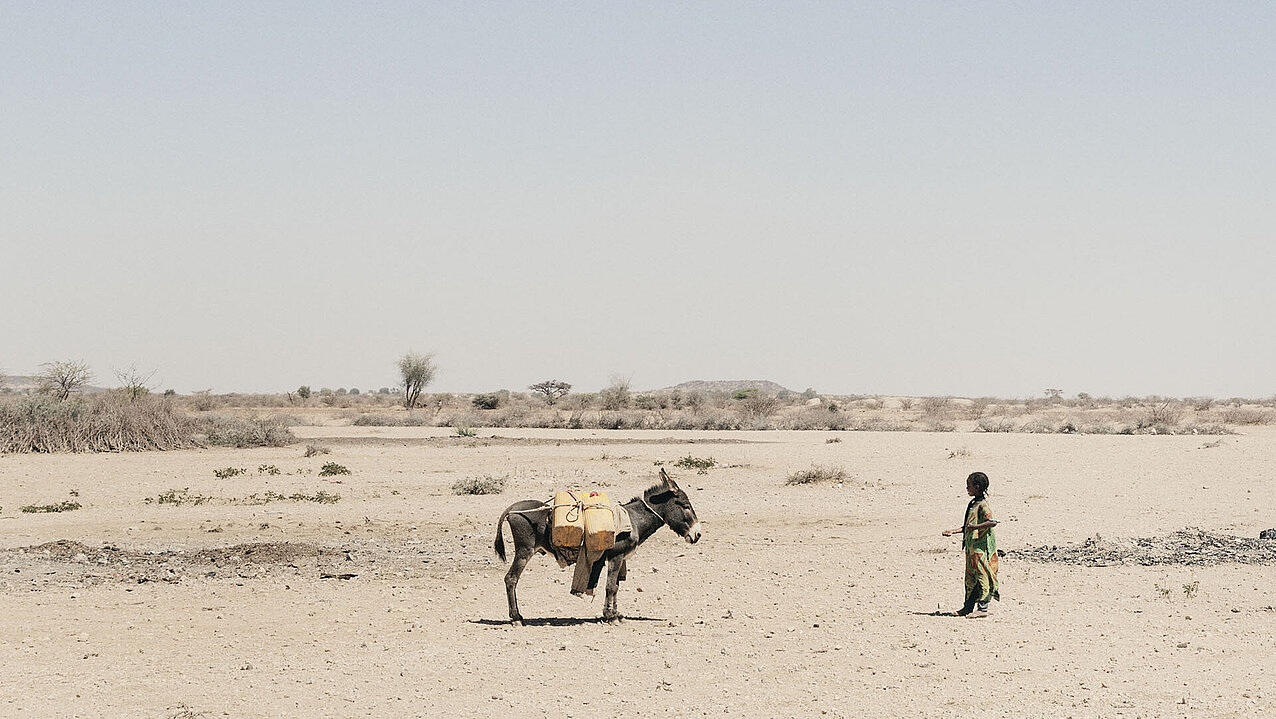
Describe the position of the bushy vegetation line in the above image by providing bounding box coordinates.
[335,391,1270,435]
[196,413,294,448]
[7,368,1273,446]
[0,394,294,454]
[0,394,199,453]
[145,488,340,506]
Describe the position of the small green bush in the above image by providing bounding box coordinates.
[471,393,501,410]
[674,455,716,472]
[241,490,340,505]
[21,500,82,513]
[213,467,247,479]
[454,425,477,437]
[258,464,281,475]
[318,462,351,477]
[146,488,212,506]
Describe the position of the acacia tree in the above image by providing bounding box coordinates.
[529,379,572,405]
[113,364,157,401]
[38,360,94,401]
[398,351,437,411]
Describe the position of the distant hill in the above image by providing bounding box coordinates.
[661,379,794,395]
[0,375,40,393]
[0,375,108,395]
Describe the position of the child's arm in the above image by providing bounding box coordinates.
[942,519,998,537]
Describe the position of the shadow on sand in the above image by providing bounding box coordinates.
[471,616,665,627]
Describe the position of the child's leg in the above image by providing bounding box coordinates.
[957,558,978,614]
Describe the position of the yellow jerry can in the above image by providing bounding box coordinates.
[551,491,585,548]
[582,491,616,552]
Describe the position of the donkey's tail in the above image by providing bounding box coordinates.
[494,507,511,563]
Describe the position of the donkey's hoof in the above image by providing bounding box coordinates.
[604,615,621,625]
[510,617,523,627]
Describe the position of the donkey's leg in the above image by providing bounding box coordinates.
[603,557,624,622]
[505,546,533,625]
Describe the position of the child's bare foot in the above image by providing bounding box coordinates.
[966,610,989,619]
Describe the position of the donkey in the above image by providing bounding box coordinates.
[494,468,701,625]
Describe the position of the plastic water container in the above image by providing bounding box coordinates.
[582,491,616,552]
[552,491,585,548]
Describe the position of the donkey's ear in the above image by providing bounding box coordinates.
[659,467,676,488]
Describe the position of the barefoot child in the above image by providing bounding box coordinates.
[942,471,999,616]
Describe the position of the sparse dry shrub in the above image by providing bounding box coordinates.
[966,397,992,419]
[897,398,915,411]
[924,420,956,432]
[198,414,294,448]
[1181,423,1235,435]
[920,396,952,418]
[303,444,330,457]
[976,418,1016,433]
[739,392,780,419]
[452,474,507,495]
[1142,402,1185,428]
[1000,403,1027,418]
[849,417,911,432]
[597,412,632,430]
[564,393,596,411]
[784,465,848,485]
[1220,407,1271,425]
[440,411,491,429]
[489,406,529,427]
[599,378,631,411]
[785,408,847,431]
[682,390,705,413]
[186,390,221,411]
[633,393,660,410]
[1019,419,1057,434]
[1077,421,1118,435]
[0,393,198,453]
[352,412,434,427]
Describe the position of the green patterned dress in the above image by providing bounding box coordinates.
[963,497,1000,605]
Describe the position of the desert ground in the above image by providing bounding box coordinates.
[2,424,1274,718]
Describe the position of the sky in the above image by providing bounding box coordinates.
[2,2,1273,398]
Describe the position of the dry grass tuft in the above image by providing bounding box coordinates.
[452,475,507,495]
[784,465,849,485]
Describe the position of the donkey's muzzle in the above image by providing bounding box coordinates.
[685,521,702,544]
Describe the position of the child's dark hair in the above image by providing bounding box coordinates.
[967,471,990,499]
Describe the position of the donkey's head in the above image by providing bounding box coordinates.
[645,468,701,544]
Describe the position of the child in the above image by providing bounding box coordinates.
[942,471,999,617]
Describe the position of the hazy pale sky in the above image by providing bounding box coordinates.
[2,3,1273,397]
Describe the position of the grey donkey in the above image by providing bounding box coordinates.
[494,468,701,625]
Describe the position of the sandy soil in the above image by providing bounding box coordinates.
[2,426,1274,718]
